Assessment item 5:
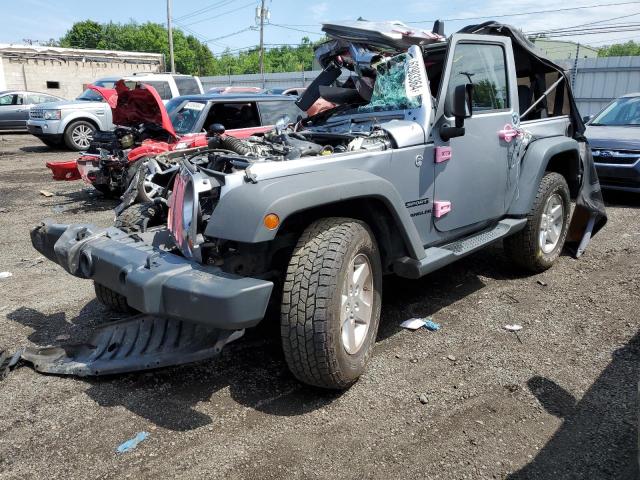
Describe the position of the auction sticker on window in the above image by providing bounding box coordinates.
[184,101,205,111]
[405,48,428,98]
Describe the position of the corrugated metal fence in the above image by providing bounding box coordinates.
[201,56,640,116]
[571,56,640,116]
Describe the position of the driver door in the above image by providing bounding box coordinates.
[432,35,517,232]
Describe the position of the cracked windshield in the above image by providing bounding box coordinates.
[358,53,422,113]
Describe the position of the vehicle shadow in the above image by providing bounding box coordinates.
[6,304,340,431]
[603,190,640,209]
[379,260,488,341]
[508,330,639,479]
[20,145,65,153]
[52,189,119,214]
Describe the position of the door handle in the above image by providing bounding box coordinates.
[499,124,522,143]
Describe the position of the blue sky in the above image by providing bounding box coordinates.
[2,0,639,52]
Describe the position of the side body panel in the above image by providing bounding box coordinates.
[507,136,580,215]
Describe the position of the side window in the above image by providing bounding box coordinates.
[0,94,15,105]
[28,94,49,104]
[144,81,172,100]
[446,43,509,114]
[14,94,23,105]
[203,102,260,130]
[173,76,201,95]
[258,100,304,125]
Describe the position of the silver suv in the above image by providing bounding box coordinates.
[27,73,203,150]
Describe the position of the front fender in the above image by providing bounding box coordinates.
[60,110,107,132]
[204,169,426,260]
[508,136,580,216]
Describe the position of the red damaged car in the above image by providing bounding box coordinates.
[47,80,304,198]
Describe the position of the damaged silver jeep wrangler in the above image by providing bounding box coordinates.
[29,20,606,389]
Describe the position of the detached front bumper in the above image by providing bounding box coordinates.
[31,222,274,329]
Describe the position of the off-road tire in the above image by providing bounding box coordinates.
[504,172,571,272]
[115,202,163,233]
[94,282,130,313]
[280,217,382,389]
[64,120,95,151]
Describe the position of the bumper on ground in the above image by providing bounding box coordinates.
[31,222,274,329]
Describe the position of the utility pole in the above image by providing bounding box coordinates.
[571,42,581,89]
[167,0,175,73]
[259,0,266,76]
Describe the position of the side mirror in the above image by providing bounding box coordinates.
[582,115,593,124]
[451,83,473,127]
[441,84,473,141]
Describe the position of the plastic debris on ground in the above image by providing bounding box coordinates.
[116,432,150,454]
[504,324,523,332]
[400,317,441,331]
[0,272,12,279]
[0,349,24,381]
[39,190,54,197]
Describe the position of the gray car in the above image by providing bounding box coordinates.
[585,93,640,192]
[0,90,64,131]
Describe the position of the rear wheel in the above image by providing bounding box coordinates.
[64,120,95,151]
[280,218,382,389]
[504,172,570,272]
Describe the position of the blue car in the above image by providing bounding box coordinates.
[585,93,640,192]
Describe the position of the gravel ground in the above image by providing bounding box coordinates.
[0,132,638,480]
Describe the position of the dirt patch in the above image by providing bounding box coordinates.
[0,133,638,479]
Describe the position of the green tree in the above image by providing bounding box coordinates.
[58,20,322,76]
[59,20,103,49]
[598,41,640,57]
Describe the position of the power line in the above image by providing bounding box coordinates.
[180,2,255,27]
[174,0,235,22]
[528,23,640,35]
[203,26,255,44]
[268,23,324,35]
[405,1,640,23]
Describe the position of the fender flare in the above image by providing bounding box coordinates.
[61,111,104,133]
[204,168,426,260]
[508,136,581,216]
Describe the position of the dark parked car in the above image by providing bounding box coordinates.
[0,90,64,131]
[585,93,640,192]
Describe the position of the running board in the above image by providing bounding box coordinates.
[394,218,527,279]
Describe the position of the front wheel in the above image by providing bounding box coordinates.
[64,120,95,151]
[280,218,382,389]
[504,172,571,272]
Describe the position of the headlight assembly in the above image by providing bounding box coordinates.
[168,168,214,260]
[42,110,61,120]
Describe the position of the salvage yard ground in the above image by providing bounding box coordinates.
[0,133,638,479]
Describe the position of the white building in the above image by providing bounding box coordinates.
[0,44,164,99]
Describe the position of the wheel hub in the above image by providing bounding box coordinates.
[340,253,373,355]
[539,193,564,254]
